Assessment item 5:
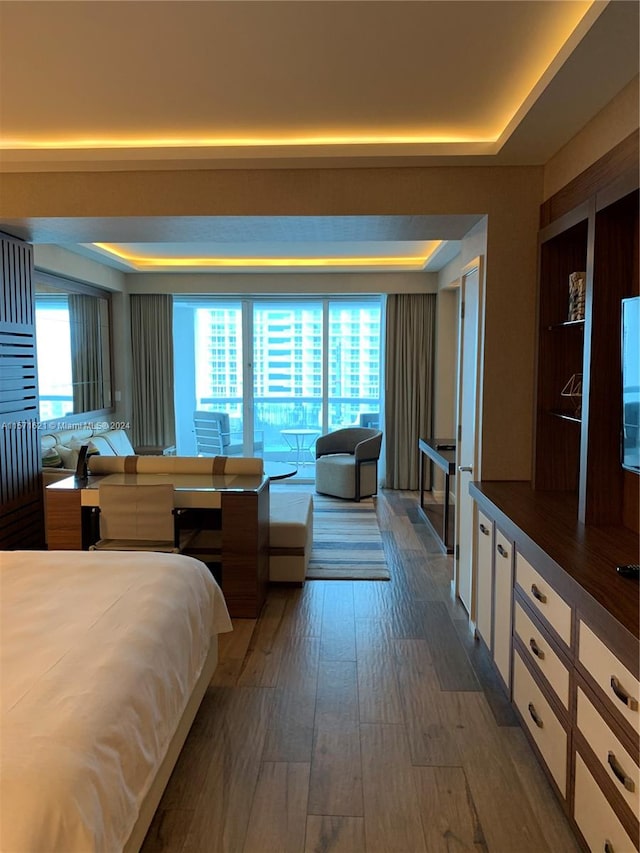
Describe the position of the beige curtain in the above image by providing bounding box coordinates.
[130,294,176,448]
[69,293,104,413]
[383,293,436,489]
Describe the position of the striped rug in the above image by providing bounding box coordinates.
[308,493,390,581]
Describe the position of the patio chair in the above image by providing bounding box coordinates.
[193,410,264,456]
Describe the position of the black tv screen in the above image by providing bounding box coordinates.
[621,296,640,473]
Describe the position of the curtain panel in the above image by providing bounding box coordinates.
[69,293,104,413]
[383,293,436,490]
[130,294,176,448]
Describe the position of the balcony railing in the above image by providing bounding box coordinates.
[197,395,379,457]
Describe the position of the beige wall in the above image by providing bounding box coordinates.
[432,288,459,494]
[543,75,639,200]
[434,264,461,442]
[5,162,543,479]
[125,270,438,295]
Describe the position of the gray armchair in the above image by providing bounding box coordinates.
[315,427,382,501]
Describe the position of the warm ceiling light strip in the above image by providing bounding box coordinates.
[92,242,442,270]
[3,133,491,150]
[135,257,426,269]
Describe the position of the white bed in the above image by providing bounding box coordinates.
[0,550,232,853]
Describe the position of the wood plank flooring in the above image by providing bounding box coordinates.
[142,489,580,853]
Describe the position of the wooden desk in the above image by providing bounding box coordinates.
[418,438,456,554]
[46,473,269,618]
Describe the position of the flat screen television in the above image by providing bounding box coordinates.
[621,295,640,473]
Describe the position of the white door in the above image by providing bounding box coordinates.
[455,258,484,615]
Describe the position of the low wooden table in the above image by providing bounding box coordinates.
[418,438,456,554]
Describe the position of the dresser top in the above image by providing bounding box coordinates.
[470,481,639,641]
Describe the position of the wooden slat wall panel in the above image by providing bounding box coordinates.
[0,233,44,549]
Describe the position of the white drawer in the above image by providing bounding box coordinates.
[513,650,567,796]
[574,752,637,853]
[493,529,513,690]
[577,687,639,816]
[579,621,640,735]
[515,600,570,709]
[515,551,571,646]
[475,509,493,647]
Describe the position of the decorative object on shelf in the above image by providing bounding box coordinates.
[568,271,586,321]
[561,373,583,418]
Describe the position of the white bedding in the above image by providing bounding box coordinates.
[0,550,232,853]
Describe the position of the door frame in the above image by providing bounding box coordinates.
[454,255,485,621]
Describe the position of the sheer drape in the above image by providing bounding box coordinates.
[131,294,176,448]
[69,293,104,413]
[383,293,436,489]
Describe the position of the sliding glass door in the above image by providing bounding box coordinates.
[252,301,322,464]
[328,300,381,430]
[174,296,381,471]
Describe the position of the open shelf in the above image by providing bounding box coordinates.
[547,319,585,331]
[549,410,581,424]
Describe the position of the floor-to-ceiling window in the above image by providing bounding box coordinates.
[174,296,382,474]
[35,293,74,421]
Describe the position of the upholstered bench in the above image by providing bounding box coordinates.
[269,492,313,584]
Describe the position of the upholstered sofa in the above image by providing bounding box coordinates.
[40,425,177,481]
[41,428,140,541]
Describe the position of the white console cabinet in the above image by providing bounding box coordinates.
[473,513,514,693]
[470,483,639,852]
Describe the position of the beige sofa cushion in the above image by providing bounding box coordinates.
[87,435,118,456]
[102,430,135,455]
[41,428,134,470]
[88,455,264,476]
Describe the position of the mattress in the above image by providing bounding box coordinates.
[0,550,232,853]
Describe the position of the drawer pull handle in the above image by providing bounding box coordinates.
[604,842,614,853]
[479,523,490,536]
[607,751,635,792]
[497,543,508,558]
[531,583,547,604]
[529,638,545,660]
[610,676,639,711]
[527,702,543,729]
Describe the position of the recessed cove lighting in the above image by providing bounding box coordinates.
[91,242,443,271]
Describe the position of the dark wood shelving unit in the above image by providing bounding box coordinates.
[534,212,588,494]
[533,141,639,531]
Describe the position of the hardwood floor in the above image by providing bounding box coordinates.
[142,489,580,853]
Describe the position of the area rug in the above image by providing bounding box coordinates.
[307,493,390,581]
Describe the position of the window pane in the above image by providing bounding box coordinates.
[174,299,247,455]
[328,300,381,429]
[35,296,73,421]
[253,301,323,463]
